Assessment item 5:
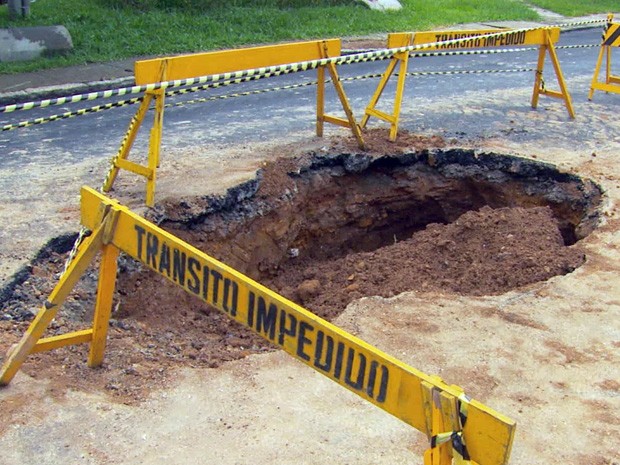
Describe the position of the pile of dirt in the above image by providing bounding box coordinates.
[265,205,584,319]
[0,146,595,404]
[0,203,584,403]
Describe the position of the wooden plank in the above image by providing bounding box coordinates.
[404,27,560,50]
[31,329,93,353]
[80,186,516,465]
[116,159,153,178]
[135,39,341,85]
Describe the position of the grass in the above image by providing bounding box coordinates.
[1,0,616,75]
[0,0,540,74]
[527,1,617,17]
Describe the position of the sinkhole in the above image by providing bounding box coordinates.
[125,149,601,320]
[0,148,603,381]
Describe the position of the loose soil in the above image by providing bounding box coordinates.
[0,144,598,405]
[1,71,619,465]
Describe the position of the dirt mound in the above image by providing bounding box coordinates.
[0,149,598,404]
[266,205,584,319]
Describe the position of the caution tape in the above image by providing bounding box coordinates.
[556,43,600,49]
[411,47,537,58]
[1,97,143,132]
[1,19,609,117]
[405,68,533,77]
[2,67,535,131]
[557,17,607,29]
[410,42,598,59]
[0,25,556,115]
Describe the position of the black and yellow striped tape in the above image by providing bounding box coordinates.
[2,68,536,132]
[0,26,553,115]
[1,20,605,117]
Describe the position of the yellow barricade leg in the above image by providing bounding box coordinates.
[0,204,121,384]
[146,89,165,207]
[531,43,547,110]
[390,51,409,141]
[316,64,326,137]
[587,15,620,99]
[317,41,366,149]
[361,54,410,141]
[0,221,107,385]
[588,45,606,100]
[102,94,153,193]
[362,33,412,141]
[530,31,574,119]
[423,381,454,465]
[361,58,399,129]
[545,36,575,118]
[88,210,121,366]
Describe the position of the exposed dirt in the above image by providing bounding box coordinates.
[0,144,598,406]
[2,69,620,465]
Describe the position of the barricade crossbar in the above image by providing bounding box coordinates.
[0,186,516,465]
[105,39,365,207]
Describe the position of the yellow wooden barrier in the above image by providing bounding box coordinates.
[0,186,516,465]
[589,14,620,100]
[104,40,365,207]
[362,27,574,141]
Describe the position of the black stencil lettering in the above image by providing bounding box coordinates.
[135,225,146,260]
[247,291,256,327]
[187,257,201,295]
[172,249,186,286]
[334,342,345,380]
[296,321,314,362]
[313,331,333,372]
[202,265,210,300]
[376,364,389,403]
[278,310,297,346]
[256,296,277,340]
[345,348,366,390]
[222,279,238,317]
[158,243,171,277]
[210,270,223,304]
[146,233,159,268]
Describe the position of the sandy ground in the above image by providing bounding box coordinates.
[0,67,619,465]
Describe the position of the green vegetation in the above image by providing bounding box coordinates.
[0,0,540,73]
[528,1,617,17]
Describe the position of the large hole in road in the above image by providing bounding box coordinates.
[119,148,601,327]
[0,148,603,399]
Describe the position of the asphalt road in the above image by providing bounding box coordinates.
[0,27,605,169]
[0,26,616,285]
